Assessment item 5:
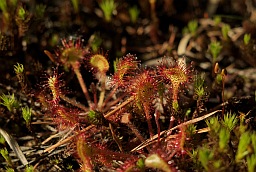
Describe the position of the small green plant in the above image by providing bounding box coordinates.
[35,4,46,19]
[88,33,102,53]
[25,165,34,172]
[251,132,256,152]
[0,135,5,144]
[188,20,198,35]
[247,154,256,172]
[194,74,206,98]
[5,168,15,172]
[236,132,251,161]
[0,148,13,167]
[14,63,24,74]
[22,106,32,127]
[0,0,17,33]
[195,111,256,171]
[17,6,26,20]
[99,0,117,22]
[198,146,214,171]
[218,128,229,151]
[244,33,251,45]
[15,5,31,37]
[206,116,220,134]
[129,6,140,23]
[183,20,198,36]
[213,16,221,26]
[0,0,7,11]
[0,93,19,112]
[14,63,27,91]
[71,0,79,13]
[222,113,238,131]
[67,164,74,170]
[0,0,9,29]
[209,41,222,63]
[193,73,208,109]
[221,24,230,40]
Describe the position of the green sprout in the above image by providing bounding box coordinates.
[88,33,102,53]
[15,5,31,37]
[221,24,230,40]
[209,41,222,63]
[25,165,34,172]
[67,164,73,170]
[172,100,179,111]
[190,149,198,163]
[14,63,28,92]
[247,154,256,172]
[71,0,79,13]
[10,0,17,7]
[236,131,251,162]
[0,0,7,13]
[17,6,26,20]
[99,0,117,22]
[251,133,256,152]
[22,106,32,125]
[185,108,192,117]
[215,73,223,84]
[87,110,108,126]
[113,57,119,72]
[188,20,198,36]
[129,6,140,24]
[213,160,221,169]
[0,0,9,24]
[213,16,221,26]
[14,63,24,74]
[0,135,5,144]
[5,168,15,172]
[35,4,46,19]
[243,33,251,45]
[198,146,214,171]
[0,93,19,112]
[0,148,13,167]
[238,112,248,134]
[186,124,197,135]
[218,128,230,151]
[206,117,220,134]
[222,113,238,131]
[136,158,145,170]
[194,73,206,99]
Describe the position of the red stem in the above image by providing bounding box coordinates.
[143,102,154,138]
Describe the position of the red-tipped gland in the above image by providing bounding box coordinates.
[76,134,93,172]
[128,70,158,137]
[130,70,158,108]
[40,69,64,105]
[46,37,88,69]
[158,57,191,110]
[52,105,80,130]
[48,74,60,104]
[111,53,139,88]
[166,126,188,158]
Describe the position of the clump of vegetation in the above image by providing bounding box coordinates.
[0,1,256,171]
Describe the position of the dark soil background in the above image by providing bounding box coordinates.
[1,0,256,171]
